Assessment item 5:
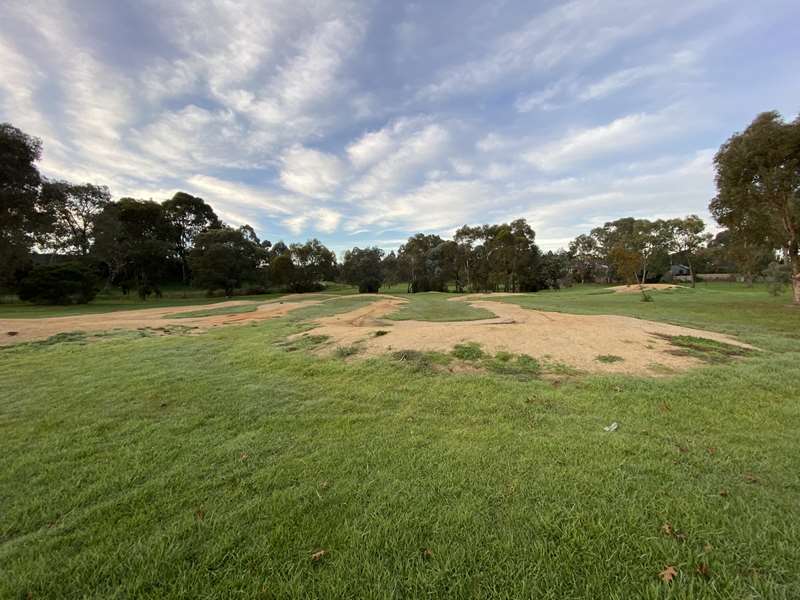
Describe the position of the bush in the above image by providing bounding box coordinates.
[18,263,98,305]
[451,342,485,361]
[763,261,790,296]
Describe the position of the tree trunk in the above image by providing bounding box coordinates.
[688,259,695,288]
[792,255,800,305]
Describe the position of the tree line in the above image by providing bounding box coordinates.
[2,110,798,304]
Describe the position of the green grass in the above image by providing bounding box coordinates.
[171,303,260,319]
[596,354,625,364]
[0,283,359,319]
[386,292,495,322]
[451,341,486,360]
[1,284,799,598]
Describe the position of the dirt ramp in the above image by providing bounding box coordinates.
[296,299,753,375]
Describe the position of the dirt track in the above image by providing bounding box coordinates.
[0,296,324,345]
[608,283,683,293]
[294,296,752,375]
[3,293,753,375]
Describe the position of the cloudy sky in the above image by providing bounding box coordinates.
[1,1,798,254]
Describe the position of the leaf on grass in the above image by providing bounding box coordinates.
[659,565,678,583]
[195,509,205,521]
[319,480,329,489]
[696,563,710,578]
[311,549,327,562]
[661,523,674,536]
[658,402,671,413]
[703,543,713,553]
[743,473,759,484]
[676,444,689,453]
[719,489,729,497]
[421,548,433,560]
[707,447,717,455]
[240,452,249,462]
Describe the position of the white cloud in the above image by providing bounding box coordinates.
[279,145,346,198]
[522,111,683,171]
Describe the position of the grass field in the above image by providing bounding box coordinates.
[1,284,799,598]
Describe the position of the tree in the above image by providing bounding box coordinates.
[539,250,571,289]
[398,233,445,292]
[286,239,337,292]
[342,247,385,293]
[162,192,221,283]
[568,234,601,284]
[189,227,264,296]
[710,111,800,303]
[18,262,98,304]
[41,181,111,256]
[664,215,711,287]
[93,198,175,298]
[0,123,53,286]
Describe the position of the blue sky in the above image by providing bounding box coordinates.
[1,0,798,255]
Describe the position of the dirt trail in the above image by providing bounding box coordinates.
[608,283,683,293]
[295,296,753,375]
[0,297,324,345]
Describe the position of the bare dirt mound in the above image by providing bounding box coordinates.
[0,298,324,345]
[294,298,752,375]
[608,283,683,293]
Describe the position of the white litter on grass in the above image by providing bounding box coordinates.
[603,422,619,432]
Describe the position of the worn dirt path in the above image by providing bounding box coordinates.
[0,296,325,345]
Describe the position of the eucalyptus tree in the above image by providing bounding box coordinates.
[710,111,800,303]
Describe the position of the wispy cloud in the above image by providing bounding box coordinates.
[0,0,796,246]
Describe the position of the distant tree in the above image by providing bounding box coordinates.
[18,262,98,304]
[0,123,53,286]
[342,246,385,293]
[41,181,111,256]
[286,239,337,292]
[381,250,400,289]
[568,233,601,284]
[663,216,710,287]
[398,233,445,292]
[93,198,175,298]
[189,227,264,296]
[539,250,571,289]
[710,111,800,303]
[162,192,221,283]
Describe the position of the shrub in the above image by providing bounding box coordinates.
[18,263,98,305]
[451,342,485,361]
[763,261,790,296]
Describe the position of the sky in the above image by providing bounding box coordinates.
[1,1,798,255]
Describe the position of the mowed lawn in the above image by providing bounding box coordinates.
[1,285,799,598]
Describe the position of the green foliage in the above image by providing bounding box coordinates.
[596,354,624,364]
[451,342,485,360]
[93,198,176,299]
[189,227,264,296]
[657,334,753,363]
[342,246,384,293]
[162,191,221,283]
[18,263,98,304]
[390,349,451,372]
[711,111,800,303]
[334,344,362,358]
[763,261,791,296]
[484,352,541,379]
[0,123,50,286]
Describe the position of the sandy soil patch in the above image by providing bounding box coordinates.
[294,298,752,375]
[607,283,683,293]
[0,298,324,345]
